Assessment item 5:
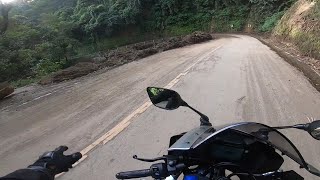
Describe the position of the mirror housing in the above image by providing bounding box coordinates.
[147,87,186,110]
[307,120,320,140]
[146,87,212,126]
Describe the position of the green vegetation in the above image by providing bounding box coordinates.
[11,77,39,88]
[273,0,320,59]
[295,32,320,59]
[0,0,297,86]
[260,11,285,32]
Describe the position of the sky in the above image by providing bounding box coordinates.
[1,0,16,4]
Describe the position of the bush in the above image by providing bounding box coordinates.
[294,32,320,59]
[96,34,156,51]
[34,58,62,77]
[230,19,246,31]
[165,25,197,36]
[0,48,36,82]
[11,78,38,88]
[212,5,249,32]
[259,11,285,32]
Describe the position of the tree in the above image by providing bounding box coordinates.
[0,1,13,34]
[72,0,141,39]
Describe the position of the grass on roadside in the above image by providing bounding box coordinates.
[11,77,40,88]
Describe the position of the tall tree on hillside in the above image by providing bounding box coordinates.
[72,0,141,41]
[0,0,13,34]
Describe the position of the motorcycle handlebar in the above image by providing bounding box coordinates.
[116,169,152,179]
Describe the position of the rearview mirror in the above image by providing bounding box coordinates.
[147,87,185,110]
[307,120,320,140]
[146,87,212,126]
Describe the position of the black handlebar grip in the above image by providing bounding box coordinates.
[116,169,152,179]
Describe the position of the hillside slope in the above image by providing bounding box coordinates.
[273,0,320,59]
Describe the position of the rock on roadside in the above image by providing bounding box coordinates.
[0,82,14,100]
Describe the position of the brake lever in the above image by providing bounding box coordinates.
[133,155,167,162]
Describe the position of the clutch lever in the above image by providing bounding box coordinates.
[133,155,167,162]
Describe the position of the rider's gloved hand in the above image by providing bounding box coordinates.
[28,146,82,179]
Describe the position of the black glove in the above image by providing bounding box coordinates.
[28,146,82,178]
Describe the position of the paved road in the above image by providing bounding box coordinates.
[1,35,320,179]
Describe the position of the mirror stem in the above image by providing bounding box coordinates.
[273,124,309,130]
[185,104,212,126]
[293,124,309,130]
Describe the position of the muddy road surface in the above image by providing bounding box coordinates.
[1,35,320,179]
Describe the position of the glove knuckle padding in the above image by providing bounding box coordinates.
[71,152,82,163]
[55,146,68,153]
[28,146,82,177]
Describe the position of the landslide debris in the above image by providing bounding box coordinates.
[0,82,14,100]
[40,31,213,84]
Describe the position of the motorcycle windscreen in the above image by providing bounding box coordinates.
[230,123,306,166]
[192,122,317,172]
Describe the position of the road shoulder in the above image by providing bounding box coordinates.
[256,37,320,93]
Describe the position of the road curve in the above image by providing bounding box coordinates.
[1,35,320,179]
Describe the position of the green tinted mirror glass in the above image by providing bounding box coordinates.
[147,87,182,110]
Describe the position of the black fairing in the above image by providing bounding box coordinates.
[240,142,284,173]
[197,129,283,173]
[166,122,320,179]
[168,129,284,174]
[169,133,186,147]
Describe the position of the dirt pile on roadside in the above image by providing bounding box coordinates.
[0,82,14,100]
[39,62,99,84]
[40,31,213,85]
[101,31,213,68]
[183,31,213,44]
